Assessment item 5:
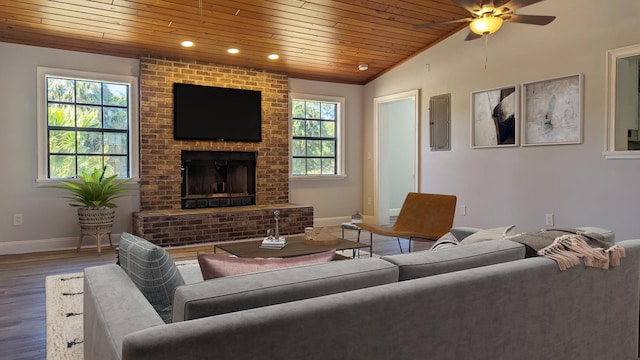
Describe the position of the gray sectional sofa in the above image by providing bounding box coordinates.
[84,238,640,360]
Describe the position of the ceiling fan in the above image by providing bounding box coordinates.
[415,0,556,41]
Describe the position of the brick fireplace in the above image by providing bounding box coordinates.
[132,56,312,246]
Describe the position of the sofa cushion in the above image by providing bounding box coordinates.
[172,257,399,322]
[118,232,185,323]
[459,225,516,244]
[382,239,525,281]
[197,249,336,280]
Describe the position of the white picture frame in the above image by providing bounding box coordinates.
[471,85,519,148]
[521,74,583,146]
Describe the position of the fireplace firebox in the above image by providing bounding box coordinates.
[181,150,257,209]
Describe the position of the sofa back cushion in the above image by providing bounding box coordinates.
[172,257,398,322]
[382,239,525,280]
[118,232,185,323]
[197,249,336,280]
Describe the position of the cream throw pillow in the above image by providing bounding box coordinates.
[460,225,516,244]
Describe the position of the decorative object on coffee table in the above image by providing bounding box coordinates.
[47,165,133,254]
[304,228,340,245]
[260,211,287,249]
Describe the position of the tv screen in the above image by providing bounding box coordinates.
[173,83,262,142]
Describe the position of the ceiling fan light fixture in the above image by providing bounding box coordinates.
[469,16,503,35]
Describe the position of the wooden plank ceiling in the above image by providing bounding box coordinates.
[0,0,470,84]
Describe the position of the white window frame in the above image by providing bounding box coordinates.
[36,67,140,183]
[289,93,346,180]
[604,44,640,159]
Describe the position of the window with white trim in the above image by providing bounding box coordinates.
[290,94,344,177]
[37,67,139,180]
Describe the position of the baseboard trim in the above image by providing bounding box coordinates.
[313,216,352,227]
[2,217,360,254]
[0,234,122,255]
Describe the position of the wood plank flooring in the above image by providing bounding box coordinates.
[0,226,433,360]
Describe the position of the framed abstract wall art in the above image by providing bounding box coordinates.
[471,85,519,148]
[521,74,583,146]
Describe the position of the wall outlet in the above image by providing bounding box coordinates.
[460,205,467,216]
[545,213,554,226]
[13,213,23,226]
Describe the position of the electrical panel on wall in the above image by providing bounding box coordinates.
[429,93,451,151]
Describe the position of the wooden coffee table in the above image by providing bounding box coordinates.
[214,235,371,259]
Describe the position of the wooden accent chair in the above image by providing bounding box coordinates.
[358,192,457,253]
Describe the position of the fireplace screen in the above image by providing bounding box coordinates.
[181,150,257,209]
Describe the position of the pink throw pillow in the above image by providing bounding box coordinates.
[197,249,336,280]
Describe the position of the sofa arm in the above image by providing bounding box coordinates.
[84,264,165,360]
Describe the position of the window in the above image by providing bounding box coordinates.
[37,67,139,180]
[290,94,344,177]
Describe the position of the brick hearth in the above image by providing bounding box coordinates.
[133,57,312,246]
[133,204,313,247]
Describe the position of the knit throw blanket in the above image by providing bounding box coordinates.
[508,229,626,271]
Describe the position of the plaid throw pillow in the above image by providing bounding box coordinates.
[118,232,185,323]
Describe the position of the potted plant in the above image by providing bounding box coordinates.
[49,165,133,233]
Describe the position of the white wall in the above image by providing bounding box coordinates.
[288,79,364,226]
[0,42,140,254]
[363,0,640,240]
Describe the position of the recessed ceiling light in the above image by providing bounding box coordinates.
[358,64,369,71]
[268,54,279,60]
[181,41,194,48]
[227,48,239,54]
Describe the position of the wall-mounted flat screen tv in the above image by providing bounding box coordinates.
[173,83,262,142]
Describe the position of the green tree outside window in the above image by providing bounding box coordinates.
[291,99,338,175]
[46,76,130,179]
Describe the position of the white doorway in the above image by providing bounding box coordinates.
[373,90,420,225]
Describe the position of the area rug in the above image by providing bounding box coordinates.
[45,272,84,360]
[45,260,199,360]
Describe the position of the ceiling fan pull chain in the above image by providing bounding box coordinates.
[484,34,490,70]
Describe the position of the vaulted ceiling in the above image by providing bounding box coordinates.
[0,0,473,84]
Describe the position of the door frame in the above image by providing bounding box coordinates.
[372,89,420,224]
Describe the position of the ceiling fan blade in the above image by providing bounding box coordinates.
[414,18,473,29]
[504,14,556,25]
[465,31,483,41]
[451,0,482,13]
[499,0,545,11]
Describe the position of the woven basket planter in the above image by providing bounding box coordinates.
[78,207,115,235]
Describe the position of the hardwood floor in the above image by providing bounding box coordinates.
[0,226,433,360]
